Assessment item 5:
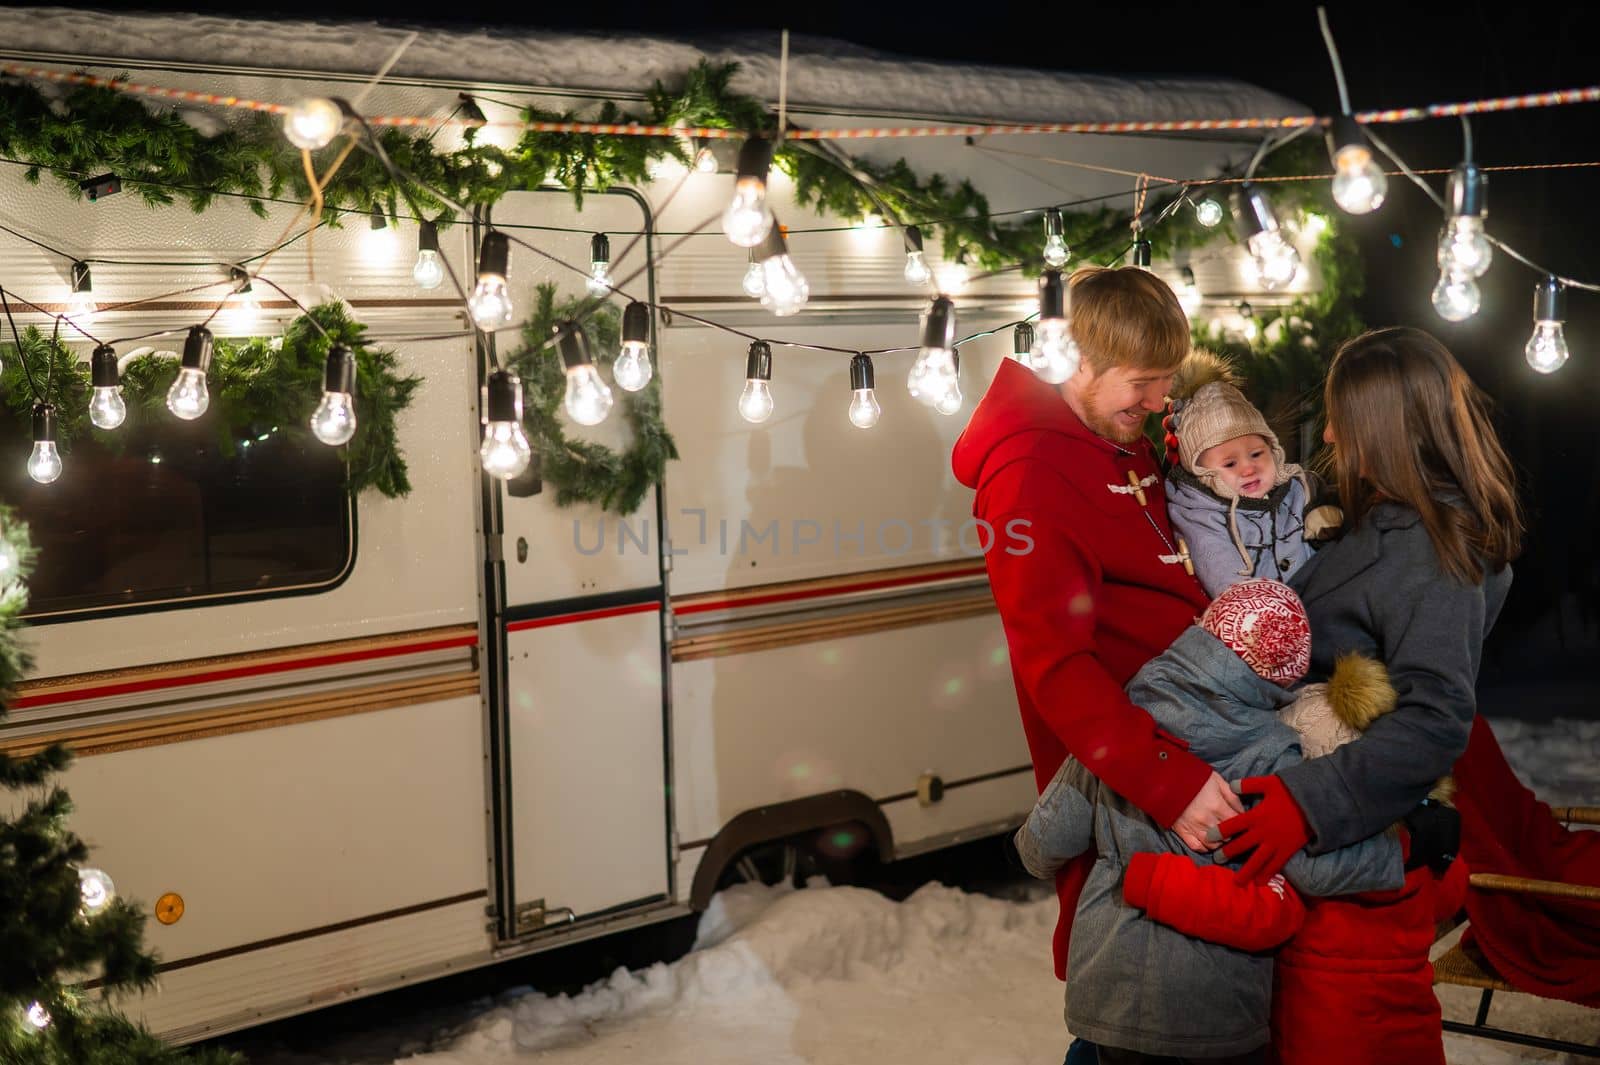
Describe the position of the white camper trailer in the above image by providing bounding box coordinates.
[0,10,1312,1041]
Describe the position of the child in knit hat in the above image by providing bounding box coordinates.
[1162,352,1336,597]
[1014,580,1404,1063]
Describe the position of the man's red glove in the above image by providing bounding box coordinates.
[1218,776,1311,885]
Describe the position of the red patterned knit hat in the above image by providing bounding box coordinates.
[1200,579,1312,687]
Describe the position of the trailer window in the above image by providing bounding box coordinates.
[5,417,353,620]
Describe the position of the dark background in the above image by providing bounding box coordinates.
[32,0,1600,695]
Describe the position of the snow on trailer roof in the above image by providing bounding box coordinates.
[0,8,1304,126]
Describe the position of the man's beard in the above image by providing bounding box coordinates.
[1079,382,1151,445]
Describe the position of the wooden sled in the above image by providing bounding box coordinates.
[1434,805,1600,1058]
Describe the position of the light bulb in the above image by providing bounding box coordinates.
[1431,272,1480,322]
[738,379,774,423]
[27,440,61,484]
[167,367,210,419]
[1176,267,1202,316]
[1525,321,1569,374]
[1438,216,1492,279]
[469,276,512,330]
[1030,319,1080,384]
[79,867,115,915]
[903,250,930,285]
[907,347,957,406]
[479,420,531,478]
[848,388,881,429]
[66,289,98,327]
[694,146,718,173]
[1195,198,1224,228]
[564,364,614,426]
[935,258,970,295]
[760,254,809,316]
[1331,144,1387,215]
[723,183,774,247]
[412,249,444,290]
[587,233,613,297]
[90,386,126,430]
[1247,230,1300,290]
[1043,234,1070,268]
[742,260,767,298]
[934,378,964,416]
[227,289,262,334]
[310,392,356,445]
[26,1002,50,1030]
[470,232,514,332]
[480,369,532,478]
[612,345,651,392]
[284,97,343,150]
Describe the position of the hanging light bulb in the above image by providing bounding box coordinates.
[935,252,970,296]
[614,301,654,392]
[361,203,397,263]
[1437,163,1492,280]
[166,325,213,420]
[1327,116,1387,215]
[1525,276,1570,374]
[1042,208,1071,268]
[88,343,126,430]
[1238,300,1259,342]
[225,267,262,334]
[1177,266,1203,316]
[28,403,62,485]
[737,341,776,424]
[587,233,614,297]
[1431,270,1481,322]
[78,867,116,915]
[1233,183,1300,290]
[1131,238,1153,272]
[742,248,768,298]
[284,97,344,150]
[722,137,776,247]
[1012,322,1035,364]
[66,261,97,327]
[902,225,931,285]
[755,219,809,316]
[468,231,513,332]
[1195,197,1225,228]
[847,353,881,429]
[413,220,445,291]
[310,344,357,445]
[26,1003,50,1030]
[908,297,958,405]
[934,349,964,416]
[693,141,719,173]
[479,368,532,479]
[1029,271,1081,384]
[556,321,613,426]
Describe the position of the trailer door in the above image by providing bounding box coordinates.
[477,188,671,941]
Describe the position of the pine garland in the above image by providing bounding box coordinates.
[506,284,678,515]
[0,303,420,498]
[0,510,242,1064]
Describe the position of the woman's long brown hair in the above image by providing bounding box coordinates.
[1324,327,1524,583]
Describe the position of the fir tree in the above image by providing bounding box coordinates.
[0,508,242,1064]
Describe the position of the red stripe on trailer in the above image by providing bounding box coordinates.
[506,601,662,632]
[673,564,988,617]
[10,634,480,710]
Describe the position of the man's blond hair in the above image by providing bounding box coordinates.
[1068,266,1189,375]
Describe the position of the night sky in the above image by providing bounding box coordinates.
[38,0,1600,698]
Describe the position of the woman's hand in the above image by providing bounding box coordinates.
[1172,771,1246,852]
[1218,776,1312,884]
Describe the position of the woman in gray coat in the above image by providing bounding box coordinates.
[1215,327,1523,879]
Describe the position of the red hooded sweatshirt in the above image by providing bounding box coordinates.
[951,359,1212,979]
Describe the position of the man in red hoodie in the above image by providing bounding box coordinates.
[951,266,1241,990]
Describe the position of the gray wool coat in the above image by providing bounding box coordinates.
[1284,500,1512,852]
[1015,625,1403,1059]
[1165,466,1317,597]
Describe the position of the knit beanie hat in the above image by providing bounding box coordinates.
[1200,578,1312,687]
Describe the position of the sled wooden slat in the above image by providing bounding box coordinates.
[1553,806,1600,826]
[1433,943,1517,991]
[1468,872,1600,902]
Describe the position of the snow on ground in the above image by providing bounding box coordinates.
[247,718,1598,1064]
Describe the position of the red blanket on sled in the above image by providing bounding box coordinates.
[1453,715,1600,1007]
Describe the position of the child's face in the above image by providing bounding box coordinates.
[1197,434,1276,498]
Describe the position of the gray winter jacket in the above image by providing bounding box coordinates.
[1015,625,1403,1058]
[1284,500,1511,852]
[1165,466,1316,598]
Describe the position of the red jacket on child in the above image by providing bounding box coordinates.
[1125,847,1469,1065]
